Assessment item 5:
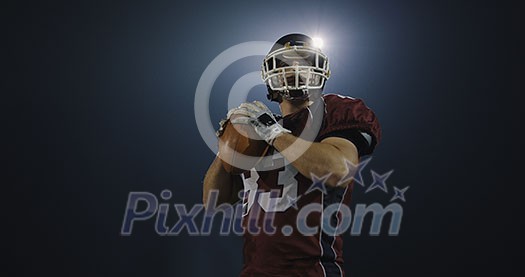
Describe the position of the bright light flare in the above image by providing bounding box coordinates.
[312,37,324,49]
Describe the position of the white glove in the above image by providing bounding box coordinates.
[227,101,290,145]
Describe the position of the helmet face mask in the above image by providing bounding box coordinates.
[262,34,330,102]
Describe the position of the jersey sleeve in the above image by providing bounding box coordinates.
[317,94,381,156]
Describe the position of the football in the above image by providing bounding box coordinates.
[218,114,270,174]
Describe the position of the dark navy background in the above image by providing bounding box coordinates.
[7,0,520,276]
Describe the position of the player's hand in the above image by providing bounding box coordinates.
[227,101,290,145]
[215,118,228,138]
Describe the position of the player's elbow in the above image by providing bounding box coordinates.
[325,156,358,188]
[324,161,348,187]
[318,138,359,188]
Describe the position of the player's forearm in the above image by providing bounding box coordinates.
[272,133,355,187]
[203,156,236,207]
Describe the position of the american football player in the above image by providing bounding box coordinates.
[203,33,381,276]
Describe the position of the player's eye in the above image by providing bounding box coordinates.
[309,74,321,86]
[271,75,284,87]
[276,58,289,68]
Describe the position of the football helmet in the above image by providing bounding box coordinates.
[262,33,330,102]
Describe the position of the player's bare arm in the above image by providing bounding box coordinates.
[272,133,359,187]
[202,156,242,207]
[227,99,362,188]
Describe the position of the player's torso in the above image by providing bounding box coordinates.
[239,96,350,276]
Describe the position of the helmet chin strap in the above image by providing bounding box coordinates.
[283,89,309,102]
[266,89,308,103]
[267,88,323,103]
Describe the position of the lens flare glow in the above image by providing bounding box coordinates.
[312,37,324,49]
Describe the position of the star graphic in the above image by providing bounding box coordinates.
[365,170,394,194]
[286,195,301,210]
[390,186,409,202]
[306,173,331,195]
[337,157,372,187]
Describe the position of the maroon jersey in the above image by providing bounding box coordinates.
[240,94,381,276]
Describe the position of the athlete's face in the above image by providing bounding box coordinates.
[275,50,314,87]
